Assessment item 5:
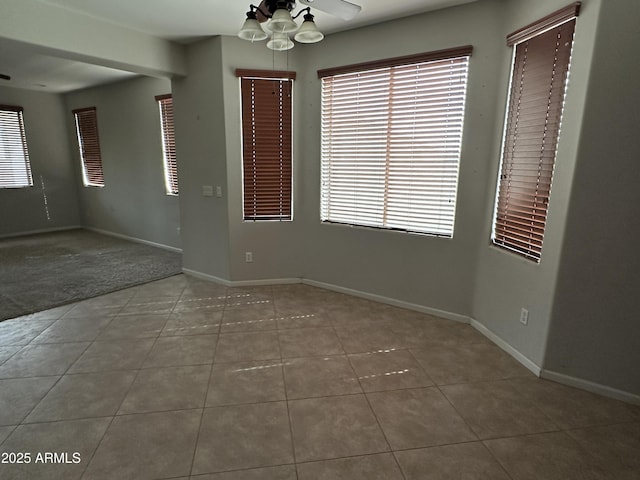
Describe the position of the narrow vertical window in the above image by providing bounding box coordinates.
[237,69,294,221]
[155,94,178,195]
[491,3,580,262]
[0,105,33,188]
[73,107,104,187]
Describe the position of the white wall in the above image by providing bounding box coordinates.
[471,0,601,367]
[544,0,640,395]
[0,86,80,236]
[64,76,181,249]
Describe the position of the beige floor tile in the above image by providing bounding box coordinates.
[67,338,155,373]
[273,298,328,318]
[172,296,226,314]
[0,376,59,425]
[0,417,111,480]
[440,381,558,439]
[31,316,113,344]
[484,431,609,480]
[83,409,201,480]
[0,342,89,378]
[192,402,293,474]
[206,361,286,407]
[0,345,21,365]
[411,343,532,385]
[225,285,274,304]
[25,371,135,423]
[62,302,122,319]
[143,334,217,367]
[118,298,177,316]
[334,325,405,354]
[348,349,434,392]
[283,355,362,399]
[508,377,640,429]
[288,394,389,462]
[191,465,297,480]
[297,453,404,480]
[566,422,640,477]
[221,305,277,333]
[118,365,210,414]
[215,332,281,363]
[95,314,168,341]
[367,387,477,450]
[278,328,344,358]
[391,319,490,348]
[161,310,222,336]
[0,318,56,346]
[395,442,512,480]
[276,312,330,330]
[0,425,14,444]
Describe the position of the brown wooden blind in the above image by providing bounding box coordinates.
[240,74,293,221]
[0,104,33,188]
[155,94,178,195]
[72,107,104,187]
[493,15,577,262]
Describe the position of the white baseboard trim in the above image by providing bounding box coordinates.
[0,225,81,239]
[470,319,542,377]
[182,268,301,287]
[541,369,640,406]
[302,278,473,324]
[86,227,182,254]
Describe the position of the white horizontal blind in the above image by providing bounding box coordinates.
[156,94,178,195]
[320,54,470,236]
[0,105,33,189]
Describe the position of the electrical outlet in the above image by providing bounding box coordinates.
[245,251,253,263]
[520,308,529,325]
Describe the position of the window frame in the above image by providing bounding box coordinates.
[237,69,295,222]
[72,106,104,188]
[491,2,580,262]
[0,104,33,189]
[155,94,179,195]
[317,46,473,238]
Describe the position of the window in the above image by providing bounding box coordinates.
[492,3,580,262]
[318,46,472,237]
[73,107,104,187]
[237,69,294,221]
[0,104,32,188]
[155,94,178,195]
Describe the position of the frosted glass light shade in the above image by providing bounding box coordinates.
[238,18,268,42]
[267,9,298,33]
[267,32,294,51]
[294,19,324,43]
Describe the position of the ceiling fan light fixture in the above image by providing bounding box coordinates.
[267,8,298,33]
[238,10,269,42]
[267,32,295,51]
[293,13,324,43]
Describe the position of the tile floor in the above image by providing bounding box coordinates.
[0,274,639,480]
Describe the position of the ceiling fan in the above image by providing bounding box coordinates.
[239,0,361,50]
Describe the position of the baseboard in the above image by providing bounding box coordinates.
[302,278,473,324]
[182,268,301,287]
[541,369,640,406]
[470,319,542,376]
[85,227,182,254]
[0,225,81,239]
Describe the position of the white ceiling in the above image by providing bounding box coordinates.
[0,0,477,93]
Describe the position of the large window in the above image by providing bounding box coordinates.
[492,3,580,262]
[155,94,178,195]
[73,107,104,187]
[318,47,472,237]
[0,105,32,189]
[237,69,294,221]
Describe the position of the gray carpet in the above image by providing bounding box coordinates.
[0,229,182,322]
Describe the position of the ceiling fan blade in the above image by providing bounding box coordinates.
[299,0,362,21]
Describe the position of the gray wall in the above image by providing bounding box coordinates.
[64,76,180,249]
[0,86,80,236]
[471,0,601,367]
[544,0,640,395]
